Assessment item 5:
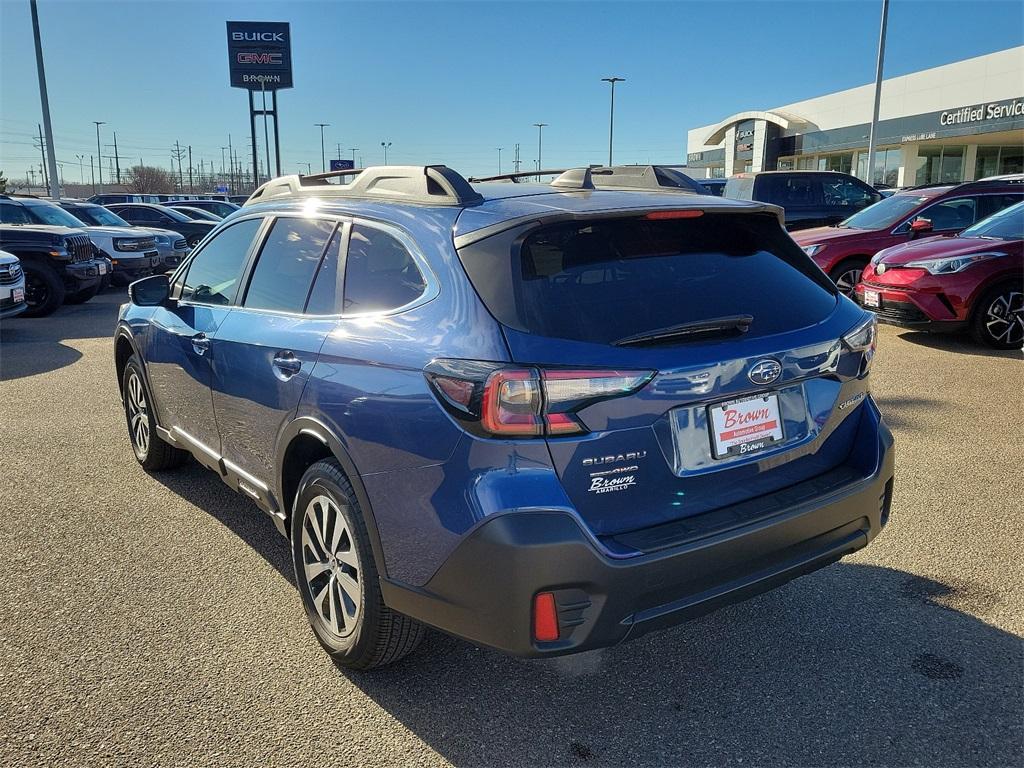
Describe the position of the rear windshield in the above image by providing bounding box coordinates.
[458,213,837,345]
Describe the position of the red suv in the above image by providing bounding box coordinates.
[854,200,1023,348]
[792,175,1023,297]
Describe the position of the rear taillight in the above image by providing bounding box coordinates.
[425,360,654,438]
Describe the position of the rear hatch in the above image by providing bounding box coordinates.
[456,208,874,540]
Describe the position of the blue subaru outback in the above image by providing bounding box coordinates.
[115,165,894,669]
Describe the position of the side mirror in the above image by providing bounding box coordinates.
[909,217,933,235]
[129,274,170,306]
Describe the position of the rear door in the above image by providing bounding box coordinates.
[456,210,873,537]
[210,214,341,490]
[757,174,823,230]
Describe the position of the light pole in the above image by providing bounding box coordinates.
[533,123,547,181]
[93,121,106,193]
[497,147,503,174]
[75,154,85,184]
[315,123,330,172]
[349,148,358,166]
[863,0,890,184]
[30,0,60,199]
[300,162,312,175]
[601,77,625,166]
[381,141,392,164]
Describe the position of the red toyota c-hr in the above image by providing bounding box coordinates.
[792,175,1023,297]
[854,200,1024,349]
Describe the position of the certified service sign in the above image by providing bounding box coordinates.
[226,21,293,90]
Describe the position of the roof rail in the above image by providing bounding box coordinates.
[471,165,702,194]
[468,169,571,183]
[244,165,483,207]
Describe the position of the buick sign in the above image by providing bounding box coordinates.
[227,21,293,90]
[748,359,782,386]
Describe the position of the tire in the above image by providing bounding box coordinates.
[122,357,189,471]
[186,234,203,248]
[829,258,869,298]
[21,260,65,317]
[64,281,100,305]
[291,459,424,670]
[970,281,1024,349]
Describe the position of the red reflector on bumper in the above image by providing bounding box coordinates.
[533,592,559,642]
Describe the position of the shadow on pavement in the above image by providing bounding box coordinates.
[159,460,1023,767]
[872,395,944,432]
[896,329,1022,359]
[0,289,124,381]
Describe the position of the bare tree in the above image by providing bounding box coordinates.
[125,165,174,194]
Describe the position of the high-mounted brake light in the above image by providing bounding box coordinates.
[643,209,704,220]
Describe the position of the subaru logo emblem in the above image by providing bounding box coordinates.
[748,359,782,386]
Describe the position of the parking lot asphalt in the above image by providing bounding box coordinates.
[0,290,1022,768]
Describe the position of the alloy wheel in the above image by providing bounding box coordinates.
[300,494,361,638]
[126,372,150,458]
[24,271,48,307]
[835,267,863,297]
[984,289,1024,347]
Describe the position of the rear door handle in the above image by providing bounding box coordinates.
[272,352,302,378]
[191,333,210,355]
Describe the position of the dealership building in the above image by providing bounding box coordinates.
[685,46,1023,186]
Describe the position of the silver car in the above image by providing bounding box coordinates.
[0,249,28,319]
[56,201,189,271]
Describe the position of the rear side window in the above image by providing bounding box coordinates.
[243,217,336,313]
[181,218,262,305]
[458,213,837,345]
[305,226,346,315]
[723,176,754,200]
[758,175,820,206]
[342,224,426,313]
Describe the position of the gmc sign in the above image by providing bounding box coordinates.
[226,21,292,90]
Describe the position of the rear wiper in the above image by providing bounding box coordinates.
[612,315,754,347]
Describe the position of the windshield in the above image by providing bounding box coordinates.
[960,201,1024,240]
[26,202,87,228]
[75,206,130,227]
[840,193,933,230]
[160,206,193,223]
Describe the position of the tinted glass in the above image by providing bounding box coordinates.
[0,202,33,224]
[25,202,86,227]
[841,193,932,229]
[961,201,1024,240]
[920,197,976,230]
[305,226,346,315]
[119,206,158,223]
[181,218,261,305]
[458,214,837,345]
[976,193,1024,220]
[243,217,336,313]
[343,224,426,313]
[823,177,876,208]
[757,175,819,206]
[71,205,130,227]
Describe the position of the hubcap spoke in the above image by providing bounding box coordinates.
[301,494,361,637]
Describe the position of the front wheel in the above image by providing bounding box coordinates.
[122,357,189,470]
[971,282,1024,349]
[829,259,868,298]
[21,260,65,317]
[291,459,424,670]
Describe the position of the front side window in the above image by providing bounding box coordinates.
[918,197,976,231]
[25,203,87,228]
[964,199,1024,238]
[842,193,932,230]
[823,177,877,208]
[343,224,426,313]
[0,202,33,225]
[243,217,336,313]
[180,218,262,305]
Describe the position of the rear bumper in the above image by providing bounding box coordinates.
[382,406,896,657]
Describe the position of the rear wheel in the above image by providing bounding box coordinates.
[971,282,1024,349]
[64,282,100,305]
[291,459,424,670]
[829,259,869,298]
[122,357,189,470]
[21,260,65,317]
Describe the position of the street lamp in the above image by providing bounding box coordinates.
[601,77,625,166]
[497,147,503,174]
[533,123,547,181]
[315,123,330,172]
[381,141,392,164]
[863,0,890,183]
[75,154,85,184]
[93,121,106,192]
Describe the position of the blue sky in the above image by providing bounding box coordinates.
[1,0,1022,184]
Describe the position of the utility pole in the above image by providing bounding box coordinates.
[601,77,625,166]
[188,145,193,193]
[336,143,343,162]
[533,123,548,181]
[93,121,106,193]
[112,131,121,183]
[315,123,330,173]
[228,134,234,193]
[864,0,890,184]
[172,140,185,192]
[220,146,227,176]
[30,0,60,199]
[513,143,521,173]
[36,124,49,190]
[497,147,503,174]
[90,154,95,193]
[349,148,358,166]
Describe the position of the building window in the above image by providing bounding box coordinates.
[777,157,796,171]
[857,147,900,187]
[818,153,853,175]
[975,145,1024,179]
[710,167,726,179]
[797,156,816,170]
[916,145,965,185]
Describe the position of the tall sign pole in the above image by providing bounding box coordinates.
[864,0,890,184]
[30,0,60,198]
[227,21,292,190]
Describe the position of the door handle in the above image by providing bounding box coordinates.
[272,352,302,378]
[191,333,210,355]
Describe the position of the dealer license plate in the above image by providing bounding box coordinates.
[708,392,784,459]
[13,287,24,303]
[863,289,880,308]
[97,262,108,275]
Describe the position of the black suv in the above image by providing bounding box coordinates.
[725,171,882,231]
[0,196,104,317]
[105,203,216,248]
